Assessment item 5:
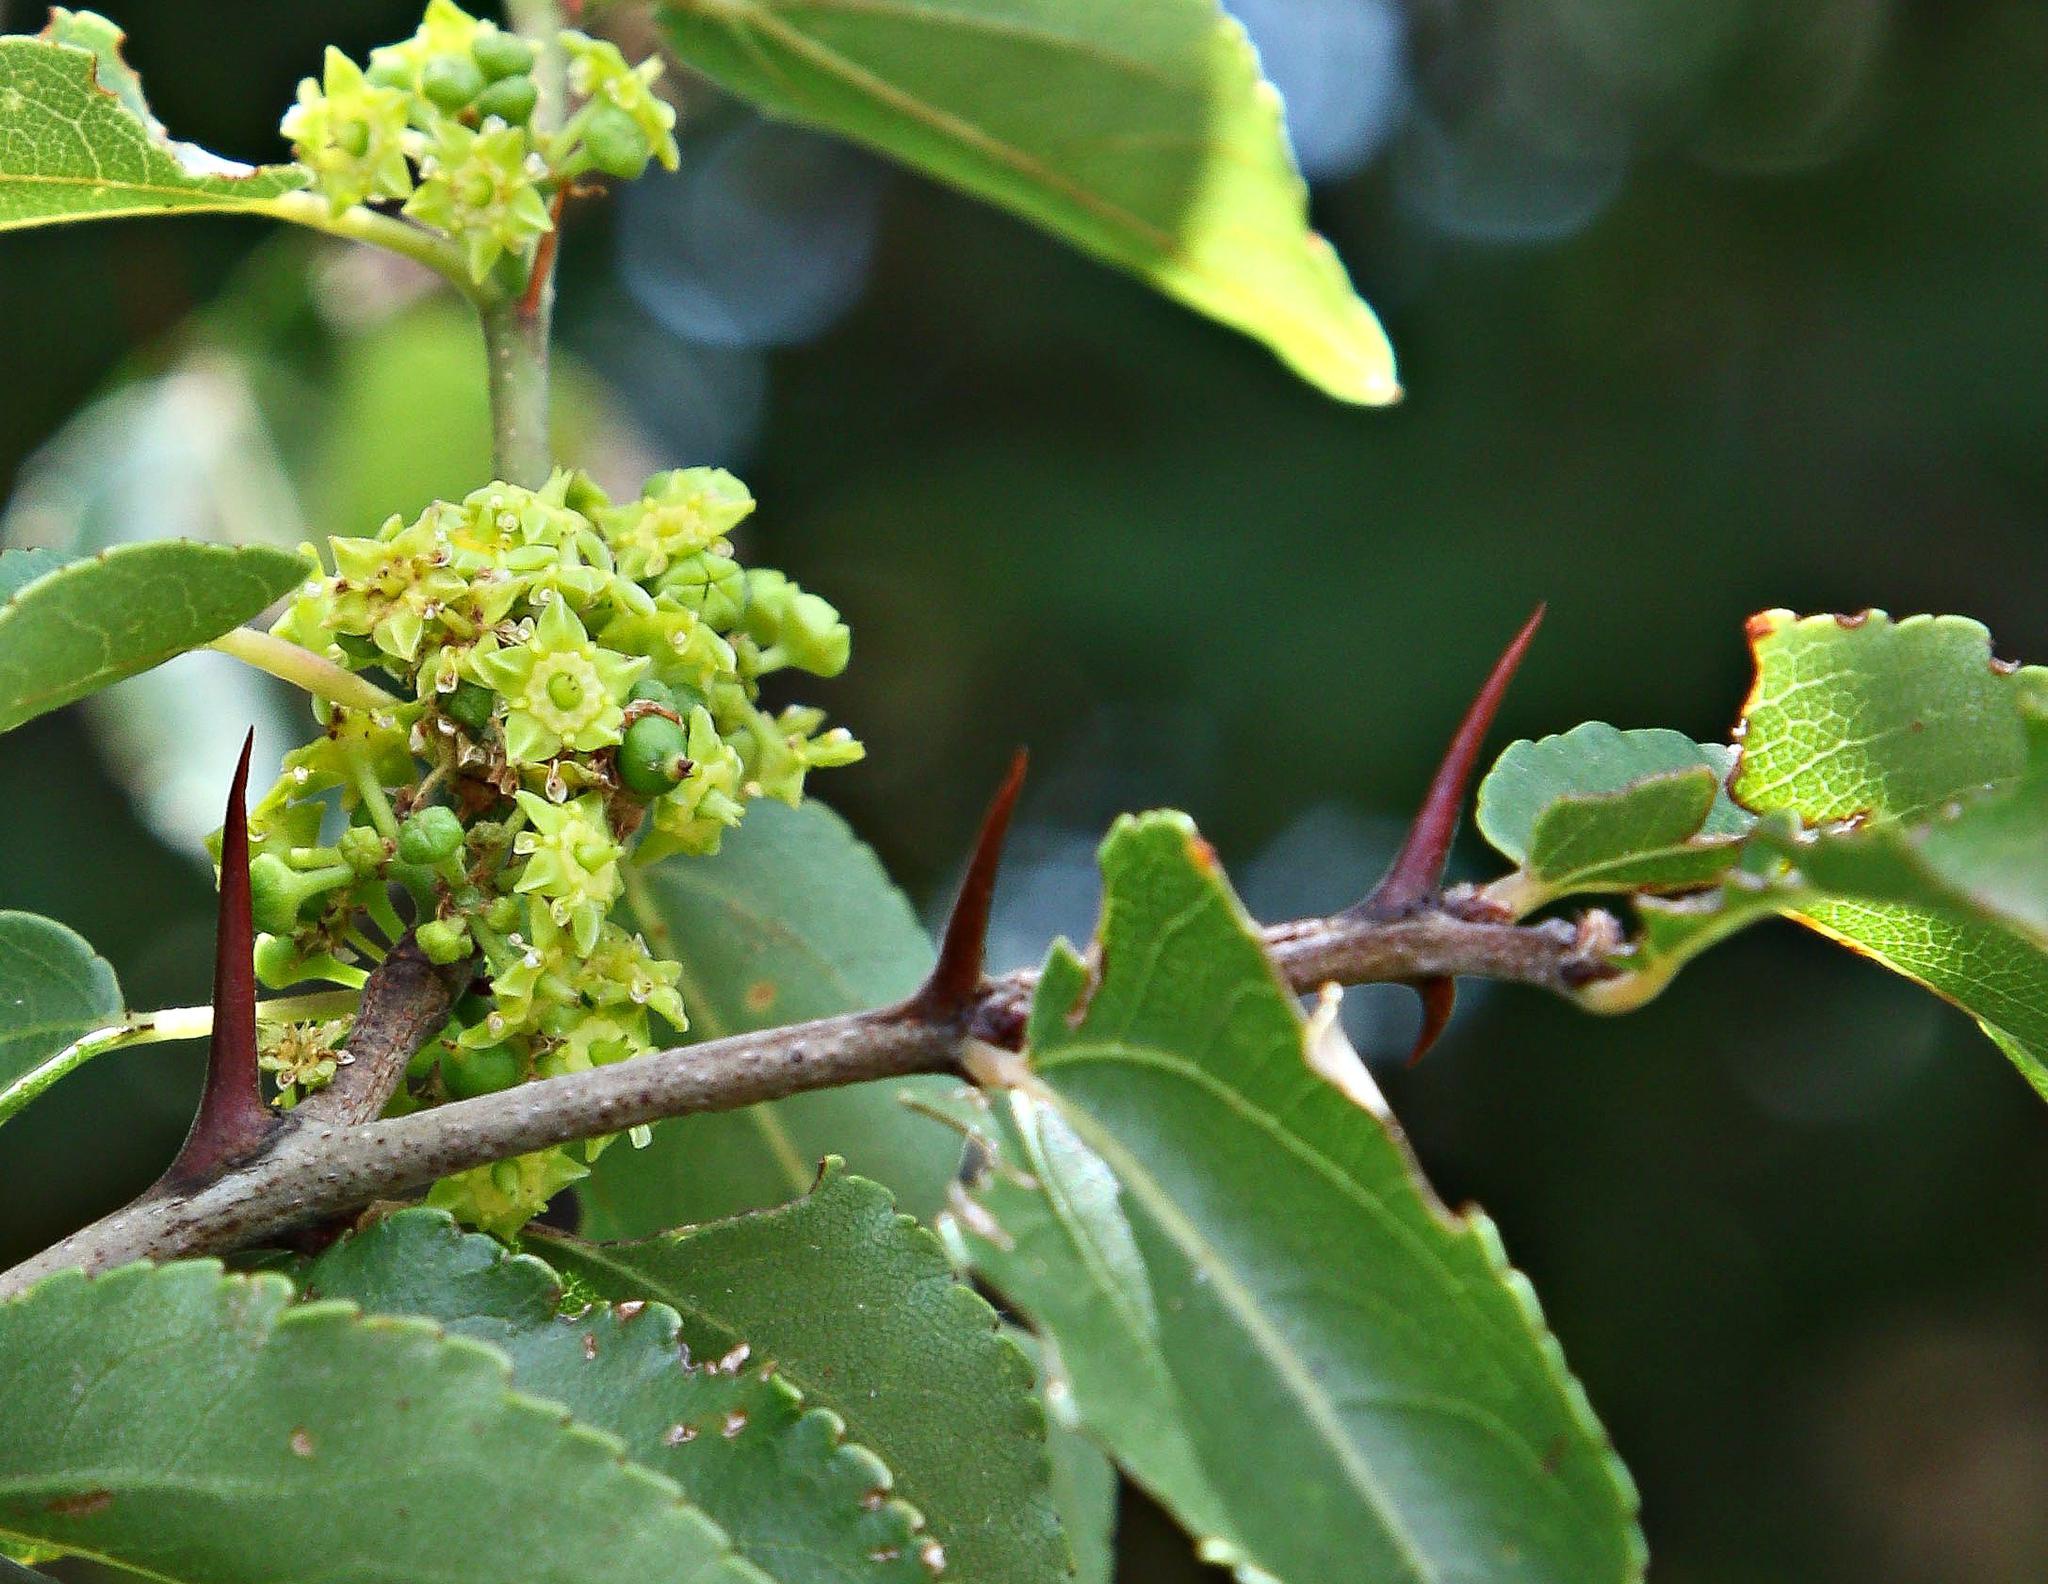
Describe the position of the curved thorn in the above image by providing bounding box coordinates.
[1404,977,1457,1066]
[1355,604,1546,920]
[912,749,1028,1019]
[162,729,277,1185]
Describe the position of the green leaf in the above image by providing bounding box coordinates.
[1012,1331,1118,1584]
[1477,723,1750,906]
[0,1261,769,1583]
[0,29,303,232]
[983,812,1644,1583]
[1732,610,2045,823]
[0,539,307,734]
[0,910,121,1129]
[541,1164,1073,1584]
[586,799,959,1235]
[303,1208,937,1584]
[1732,610,2048,1083]
[652,0,1396,404]
[937,1089,1247,1568]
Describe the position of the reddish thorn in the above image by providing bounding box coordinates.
[1404,977,1457,1067]
[1355,604,1545,920]
[912,750,1028,1018]
[161,730,277,1186]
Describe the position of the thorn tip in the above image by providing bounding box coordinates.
[1357,604,1545,920]
[914,749,1028,1019]
[162,728,276,1185]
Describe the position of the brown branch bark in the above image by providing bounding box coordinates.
[0,901,1617,1301]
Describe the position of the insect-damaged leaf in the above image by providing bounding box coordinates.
[0,25,302,231]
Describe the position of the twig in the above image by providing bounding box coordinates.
[0,897,1615,1299]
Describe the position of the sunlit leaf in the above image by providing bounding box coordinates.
[542,1164,1072,1584]
[1732,610,2048,1085]
[584,799,959,1235]
[0,29,302,232]
[652,0,1397,403]
[304,1208,935,1584]
[956,812,1644,1582]
[0,540,307,734]
[0,1261,764,1583]
[0,910,121,1129]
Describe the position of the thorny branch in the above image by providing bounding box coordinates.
[0,614,1616,1300]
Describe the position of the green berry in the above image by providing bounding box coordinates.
[337,825,391,877]
[444,680,496,733]
[618,713,691,797]
[475,74,537,125]
[441,1041,525,1100]
[248,855,303,937]
[628,678,676,710]
[417,916,473,965]
[421,53,486,112]
[398,805,466,867]
[583,104,652,179]
[248,854,354,935]
[472,30,535,80]
[254,934,304,990]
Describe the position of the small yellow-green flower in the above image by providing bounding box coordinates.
[641,707,747,861]
[325,514,472,663]
[366,0,483,95]
[282,47,414,214]
[469,598,646,764]
[562,32,680,172]
[597,468,753,581]
[578,923,688,1028]
[259,1019,351,1109]
[512,790,622,953]
[427,1147,586,1238]
[405,118,553,282]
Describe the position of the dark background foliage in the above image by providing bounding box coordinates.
[3,2,2046,1578]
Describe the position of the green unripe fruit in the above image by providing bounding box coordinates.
[248,854,354,935]
[472,30,535,80]
[337,825,390,877]
[248,854,304,937]
[444,680,495,733]
[336,118,372,158]
[417,916,473,965]
[254,934,303,989]
[440,1041,524,1100]
[421,53,485,112]
[583,104,652,179]
[397,805,466,867]
[474,74,537,125]
[628,678,677,710]
[655,552,748,628]
[618,713,691,797]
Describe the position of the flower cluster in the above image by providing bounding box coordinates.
[248,466,860,1233]
[281,0,680,283]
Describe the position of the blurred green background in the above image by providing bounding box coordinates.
[4,1,2048,1578]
